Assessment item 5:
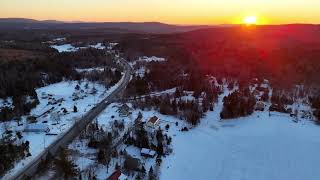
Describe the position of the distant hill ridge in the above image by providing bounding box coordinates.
[0,18,209,34]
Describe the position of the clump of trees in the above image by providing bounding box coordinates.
[96,132,113,168]
[130,76,221,126]
[271,90,294,105]
[123,154,140,172]
[309,96,320,123]
[82,68,122,87]
[126,75,150,96]
[0,140,30,176]
[268,90,294,114]
[54,148,78,179]
[132,94,204,125]
[0,94,40,122]
[133,123,150,149]
[220,88,256,119]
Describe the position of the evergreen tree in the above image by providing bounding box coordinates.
[134,124,150,148]
[73,105,78,112]
[54,148,78,178]
[148,166,155,180]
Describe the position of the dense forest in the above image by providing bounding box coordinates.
[116,25,320,91]
[1,25,320,123]
[116,25,320,123]
[0,40,119,122]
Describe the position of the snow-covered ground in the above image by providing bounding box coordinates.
[160,87,320,180]
[88,43,105,50]
[130,56,166,67]
[53,81,320,180]
[0,97,13,110]
[50,43,106,53]
[129,56,166,78]
[1,74,125,179]
[42,37,66,44]
[50,44,78,53]
[65,102,178,179]
[135,66,149,78]
[5,71,318,180]
[75,67,105,73]
[138,56,166,63]
[53,37,66,41]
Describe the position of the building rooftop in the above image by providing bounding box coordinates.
[148,116,159,124]
[141,148,156,157]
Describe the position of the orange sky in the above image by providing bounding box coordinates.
[1,0,319,25]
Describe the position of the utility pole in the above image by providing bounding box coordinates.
[43,135,45,149]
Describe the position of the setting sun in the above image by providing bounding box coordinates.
[243,16,257,25]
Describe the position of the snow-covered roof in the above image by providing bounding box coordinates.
[141,148,156,156]
[148,116,159,125]
[119,174,128,180]
[24,124,49,132]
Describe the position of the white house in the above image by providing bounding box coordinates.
[24,124,49,133]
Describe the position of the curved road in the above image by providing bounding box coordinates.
[9,58,132,180]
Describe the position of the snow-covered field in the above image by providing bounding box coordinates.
[50,44,78,52]
[1,75,125,179]
[160,88,320,180]
[50,43,106,53]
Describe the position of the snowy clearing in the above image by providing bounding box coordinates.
[54,83,320,180]
[50,43,106,53]
[75,67,105,73]
[50,44,78,52]
[160,88,320,180]
[130,56,166,66]
[138,56,166,63]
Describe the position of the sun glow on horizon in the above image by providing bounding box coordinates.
[243,16,257,25]
[1,0,320,25]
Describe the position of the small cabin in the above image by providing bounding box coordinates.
[146,116,160,129]
[141,148,156,158]
[24,124,49,133]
